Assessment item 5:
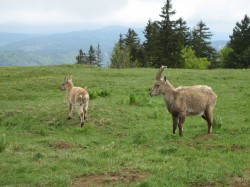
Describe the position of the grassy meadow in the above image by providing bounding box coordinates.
[0,65,249,186]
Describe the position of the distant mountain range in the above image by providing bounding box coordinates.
[0,26,227,66]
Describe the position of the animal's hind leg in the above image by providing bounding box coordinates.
[80,112,84,128]
[205,107,213,134]
[68,104,73,120]
[76,106,85,128]
[202,114,207,121]
[83,99,89,121]
[178,113,186,137]
[83,110,87,120]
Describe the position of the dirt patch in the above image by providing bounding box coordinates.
[4,110,22,117]
[230,144,247,152]
[115,133,127,138]
[190,182,215,187]
[231,176,249,187]
[90,118,112,128]
[72,170,149,187]
[193,134,218,141]
[173,140,196,147]
[49,141,72,151]
[202,143,247,152]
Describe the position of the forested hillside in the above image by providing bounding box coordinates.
[0,26,145,66]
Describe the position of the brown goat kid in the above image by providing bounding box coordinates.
[150,66,217,137]
[61,77,89,127]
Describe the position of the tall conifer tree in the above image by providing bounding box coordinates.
[190,21,216,63]
[88,45,96,65]
[143,20,161,67]
[157,0,186,67]
[95,43,103,67]
[228,15,250,68]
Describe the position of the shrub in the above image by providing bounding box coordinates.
[213,115,223,129]
[98,89,111,97]
[89,89,111,99]
[129,93,152,106]
[89,90,98,99]
[182,47,211,69]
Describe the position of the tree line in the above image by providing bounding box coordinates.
[76,43,103,67]
[109,0,250,69]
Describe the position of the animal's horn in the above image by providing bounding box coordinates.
[156,65,167,80]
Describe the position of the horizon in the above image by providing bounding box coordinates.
[1,0,250,41]
[0,25,230,41]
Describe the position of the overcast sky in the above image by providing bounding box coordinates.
[0,0,249,40]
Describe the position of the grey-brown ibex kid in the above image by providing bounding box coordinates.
[150,65,217,137]
[61,77,89,127]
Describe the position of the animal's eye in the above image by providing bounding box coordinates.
[156,85,160,87]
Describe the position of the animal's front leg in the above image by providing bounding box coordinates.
[172,115,178,134]
[68,104,72,119]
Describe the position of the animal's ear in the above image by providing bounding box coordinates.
[164,76,167,82]
[64,77,69,82]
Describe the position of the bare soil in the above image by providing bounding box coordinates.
[72,169,149,187]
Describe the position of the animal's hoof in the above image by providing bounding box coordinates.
[81,122,84,128]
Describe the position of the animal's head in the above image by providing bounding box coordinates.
[61,77,73,90]
[149,65,167,97]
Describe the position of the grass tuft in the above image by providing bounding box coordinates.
[0,134,6,152]
[159,147,178,154]
[132,132,147,144]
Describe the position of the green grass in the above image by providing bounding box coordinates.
[0,65,249,186]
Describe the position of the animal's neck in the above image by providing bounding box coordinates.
[66,84,74,95]
[162,81,176,107]
[164,80,176,94]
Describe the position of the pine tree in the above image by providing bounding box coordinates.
[228,15,250,68]
[88,45,96,65]
[157,0,185,67]
[176,18,191,47]
[124,28,143,66]
[143,19,161,67]
[190,21,216,64]
[76,49,88,64]
[95,43,103,67]
[118,34,126,50]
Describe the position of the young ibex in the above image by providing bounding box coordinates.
[61,77,89,127]
[150,65,217,137]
